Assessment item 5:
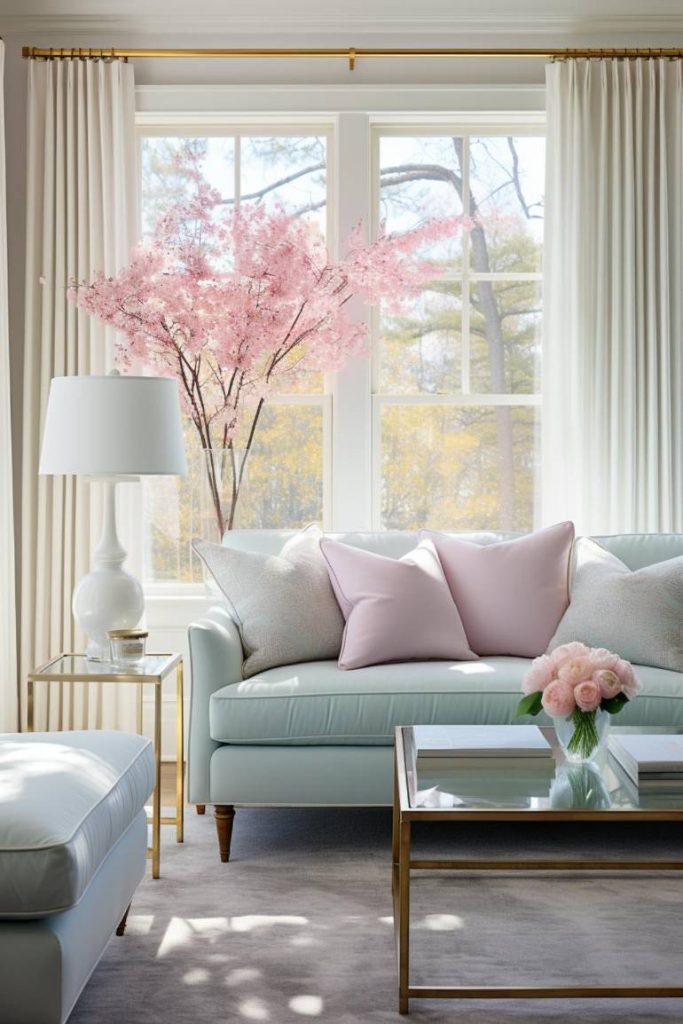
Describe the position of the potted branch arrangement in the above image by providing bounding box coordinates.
[70,154,456,539]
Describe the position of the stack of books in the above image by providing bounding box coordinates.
[413,725,555,796]
[609,734,683,791]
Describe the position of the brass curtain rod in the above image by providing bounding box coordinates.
[21,46,683,71]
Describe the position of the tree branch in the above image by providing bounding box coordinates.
[219,161,325,206]
[380,163,462,190]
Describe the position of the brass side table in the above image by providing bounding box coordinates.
[27,653,184,879]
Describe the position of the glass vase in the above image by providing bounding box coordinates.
[553,708,610,765]
[198,447,251,544]
[549,763,612,810]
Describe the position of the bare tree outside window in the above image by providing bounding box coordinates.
[377,132,543,532]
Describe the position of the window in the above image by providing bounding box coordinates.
[373,129,544,532]
[139,128,331,584]
[138,117,544,587]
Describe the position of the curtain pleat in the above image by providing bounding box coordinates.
[543,58,683,535]
[19,59,137,729]
[0,41,18,731]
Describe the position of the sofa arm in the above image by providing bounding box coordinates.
[187,606,244,805]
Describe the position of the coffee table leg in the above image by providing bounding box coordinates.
[398,816,411,1014]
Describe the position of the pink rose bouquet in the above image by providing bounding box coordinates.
[516,643,641,760]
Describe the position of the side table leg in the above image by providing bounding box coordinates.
[152,684,162,879]
[398,817,411,1014]
[176,662,184,843]
[392,746,400,865]
[27,680,34,732]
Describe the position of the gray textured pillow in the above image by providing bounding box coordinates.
[193,526,344,677]
[548,537,683,671]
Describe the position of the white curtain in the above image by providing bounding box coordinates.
[543,58,683,535]
[20,58,137,728]
[0,41,18,732]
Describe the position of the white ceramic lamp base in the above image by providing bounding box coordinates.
[73,480,144,661]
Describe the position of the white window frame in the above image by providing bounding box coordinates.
[369,117,545,529]
[135,104,546,595]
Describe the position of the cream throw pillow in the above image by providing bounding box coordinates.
[548,537,683,671]
[194,526,344,677]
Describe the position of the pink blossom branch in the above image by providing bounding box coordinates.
[69,155,460,537]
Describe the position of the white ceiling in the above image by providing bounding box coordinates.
[2,0,683,34]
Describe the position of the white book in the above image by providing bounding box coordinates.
[413,725,552,759]
[416,756,556,772]
[609,734,683,783]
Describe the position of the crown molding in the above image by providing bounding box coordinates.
[134,82,547,117]
[5,11,683,38]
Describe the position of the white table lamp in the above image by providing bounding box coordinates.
[39,371,187,660]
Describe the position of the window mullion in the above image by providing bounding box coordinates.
[461,133,471,397]
[331,113,372,531]
[234,133,241,208]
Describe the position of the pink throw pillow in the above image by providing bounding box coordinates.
[421,523,575,658]
[319,537,477,670]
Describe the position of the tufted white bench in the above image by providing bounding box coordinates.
[0,730,154,1024]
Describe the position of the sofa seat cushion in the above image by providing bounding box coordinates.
[210,658,529,745]
[209,660,683,746]
[0,730,154,918]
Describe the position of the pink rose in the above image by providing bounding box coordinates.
[574,679,602,712]
[549,641,590,669]
[557,657,593,687]
[587,647,620,673]
[522,654,555,694]
[614,658,641,699]
[593,669,621,699]
[541,680,576,718]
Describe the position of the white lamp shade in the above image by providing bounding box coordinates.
[39,374,188,477]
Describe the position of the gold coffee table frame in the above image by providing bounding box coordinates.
[27,653,184,880]
[393,726,683,1015]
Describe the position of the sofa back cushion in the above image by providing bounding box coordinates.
[223,529,512,560]
[593,533,683,570]
[320,537,477,670]
[222,529,683,571]
[194,526,344,677]
[422,522,575,658]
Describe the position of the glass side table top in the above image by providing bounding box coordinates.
[29,652,181,681]
[402,726,683,815]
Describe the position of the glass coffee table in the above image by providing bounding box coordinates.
[393,725,683,1015]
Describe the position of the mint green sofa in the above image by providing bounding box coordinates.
[188,531,683,862]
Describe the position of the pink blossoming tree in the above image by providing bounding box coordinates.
[71,156,458,536]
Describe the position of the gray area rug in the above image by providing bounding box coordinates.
[71,808,683,1023]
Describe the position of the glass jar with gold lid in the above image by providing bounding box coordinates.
[108,628,148,667]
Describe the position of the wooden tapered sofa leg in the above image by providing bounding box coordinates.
[116,903,131,937]
[195,804,206,815]
[215,805,235,863]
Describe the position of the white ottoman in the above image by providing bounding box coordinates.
[0,730,155,1024]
